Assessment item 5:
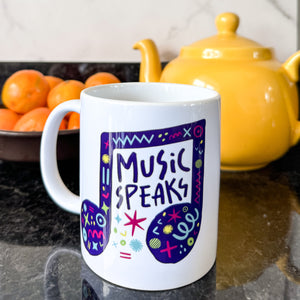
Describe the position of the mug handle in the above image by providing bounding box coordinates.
[40,99,81,215]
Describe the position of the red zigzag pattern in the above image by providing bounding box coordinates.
[194,171,201,204]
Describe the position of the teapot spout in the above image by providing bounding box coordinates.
[133,39,162,82]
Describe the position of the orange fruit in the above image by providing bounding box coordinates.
[59,118,68,130]
[2,69,50,114]
[0,108,21,130]
[47,80,85,111]
[85,72,120,88]
[13,107,66,132]
[45,75,64,90]
[67,112,80,129]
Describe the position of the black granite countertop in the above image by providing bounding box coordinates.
[1,148,300,299]
[0,63,300,299]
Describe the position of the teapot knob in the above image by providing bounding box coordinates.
[216,12,239,35]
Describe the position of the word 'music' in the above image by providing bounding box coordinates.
[115,148,191,209]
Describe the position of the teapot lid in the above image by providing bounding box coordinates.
[181,12,273,60]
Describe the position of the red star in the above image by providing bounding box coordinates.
[104,140,109,149]
[168,208,181,223]
[160,240,178,258]
[124,210,147,236]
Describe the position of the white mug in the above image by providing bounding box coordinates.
[40,82,220,291]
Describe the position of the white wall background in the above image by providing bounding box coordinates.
[0,0,297,63]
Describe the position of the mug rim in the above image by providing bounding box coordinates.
[82,82,220,105]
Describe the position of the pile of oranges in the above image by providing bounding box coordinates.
[0,70,121,131]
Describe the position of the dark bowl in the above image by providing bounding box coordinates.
[0,129,79,162]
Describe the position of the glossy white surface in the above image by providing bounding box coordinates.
[40,83,221,290]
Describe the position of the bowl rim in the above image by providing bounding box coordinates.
[0,128,79,137]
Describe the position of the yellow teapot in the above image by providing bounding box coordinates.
[133,12,300,171]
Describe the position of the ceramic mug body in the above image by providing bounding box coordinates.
[40,82,220,291]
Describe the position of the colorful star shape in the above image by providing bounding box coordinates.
[101,202,109,215]
[168,208,181,223]
[115,214,122,223]
[124,210,147,236]
[92,241,98,250]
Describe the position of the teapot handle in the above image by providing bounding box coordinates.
[282,50,300,82]
[282,51,300,145]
